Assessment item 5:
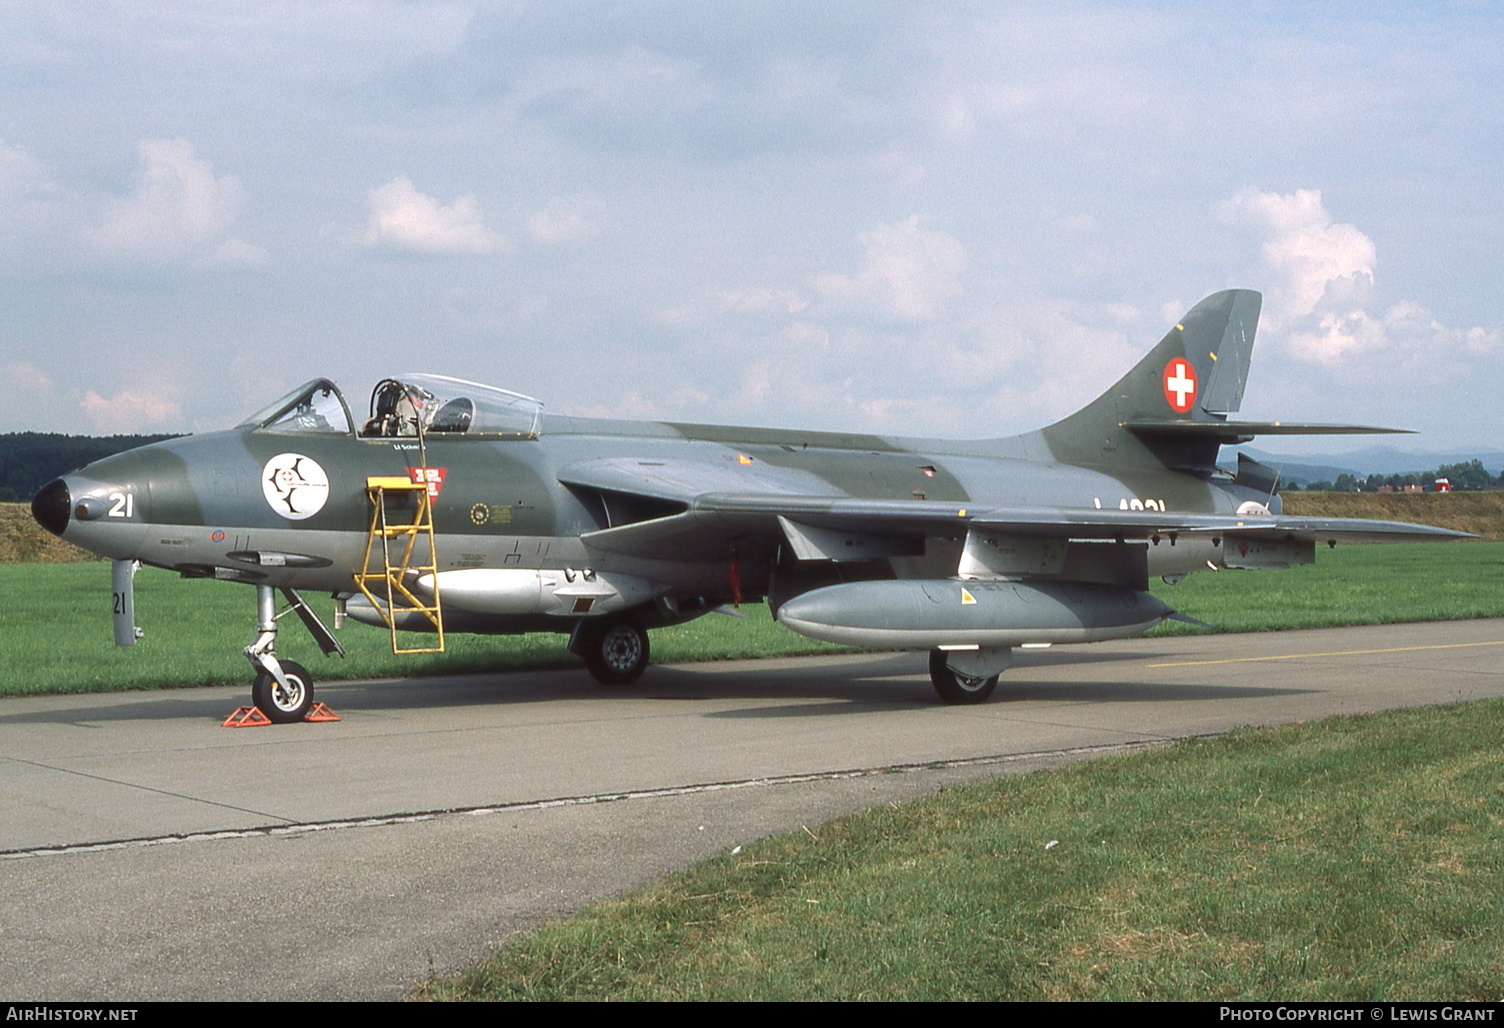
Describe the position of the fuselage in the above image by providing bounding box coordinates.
[33,376,1275,630]
[30,291,1465,714]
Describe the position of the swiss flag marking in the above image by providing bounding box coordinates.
[407,466,448,499]
[1162,358,1197,413]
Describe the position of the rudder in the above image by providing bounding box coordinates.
[1038,289,1262,470]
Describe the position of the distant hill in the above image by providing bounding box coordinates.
[1282,491,1504,541]
[0,433,182,502]
[1316,445,1504,476]
[0,503,91,562]
[1225,452,1358,488]
[1230,444,1504,484]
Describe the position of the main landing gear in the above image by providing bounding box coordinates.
[573,616,650,685]
[244,585,344,723]
[928,646,1013,705]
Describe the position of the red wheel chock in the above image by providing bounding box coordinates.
[223,706,273,727]
[222,703,341,727]
[304,702,341,722]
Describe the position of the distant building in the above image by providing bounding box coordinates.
[1435,478,1453,493]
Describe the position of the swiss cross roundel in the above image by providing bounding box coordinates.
[1162,358,1197,413]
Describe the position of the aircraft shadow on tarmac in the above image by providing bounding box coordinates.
[0,646,1315,726]
[695,678,1315,720]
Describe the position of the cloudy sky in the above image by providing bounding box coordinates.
[0,2,1498,453]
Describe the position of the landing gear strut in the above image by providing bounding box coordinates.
[243,585,343,723]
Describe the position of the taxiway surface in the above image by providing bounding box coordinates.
[4,619,1503,1000]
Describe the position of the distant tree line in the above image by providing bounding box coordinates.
[1290,460,1502,493]
[0,433,183,502]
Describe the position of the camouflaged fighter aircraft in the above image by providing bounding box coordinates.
[31,289,1468,721]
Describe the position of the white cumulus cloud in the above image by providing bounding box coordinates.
[80,387,182,434]
[93,139,266,266]
[812,216,966,322]
[0,140,55,203]
[364,177,505,256]
[1224,186,1493,366]
[5,361,52,396]
[527,195,604,246]
[1221,186,1376,330]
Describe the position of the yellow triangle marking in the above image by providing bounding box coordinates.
[960,587,977,605]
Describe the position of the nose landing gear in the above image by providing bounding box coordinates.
[244,585,344,723]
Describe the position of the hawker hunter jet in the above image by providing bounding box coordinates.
[32,290,1467,721]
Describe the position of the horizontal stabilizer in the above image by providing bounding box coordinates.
[1125,418,1412,444]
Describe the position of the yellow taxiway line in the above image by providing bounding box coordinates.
[1146,638,1504,669]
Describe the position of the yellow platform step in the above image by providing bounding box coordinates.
[354,474,444,654]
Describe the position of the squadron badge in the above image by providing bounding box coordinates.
[261,453,330,520]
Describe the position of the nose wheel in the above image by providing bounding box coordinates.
[252,659,314,723]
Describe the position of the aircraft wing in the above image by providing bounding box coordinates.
[561,458,1473,565]
[966,509,1470,544]
[1241,516,1474,544]
[573,490,1472,563]
[576,492,977,560]
[561,457,1283,540]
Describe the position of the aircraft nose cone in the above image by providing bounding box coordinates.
[31,477,71,537]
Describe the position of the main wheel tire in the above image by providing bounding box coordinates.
[928,649,998,705]
[582,619,650,685]
[251,659,314,723]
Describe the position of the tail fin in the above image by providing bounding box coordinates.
[1039,289,1263,472]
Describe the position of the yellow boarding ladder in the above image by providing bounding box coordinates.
[355,475,444,654]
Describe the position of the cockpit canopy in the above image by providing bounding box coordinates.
[363,375,542,439]
[239,375,543,439]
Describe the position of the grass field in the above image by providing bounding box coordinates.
[2,540,1501,697]
[424,699,1504,1001]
